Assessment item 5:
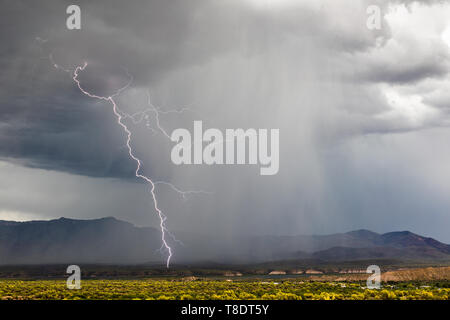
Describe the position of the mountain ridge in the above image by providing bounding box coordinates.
[0,217,449,265]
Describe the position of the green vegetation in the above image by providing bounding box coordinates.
[0,279,449,300]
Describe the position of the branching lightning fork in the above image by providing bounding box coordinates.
[47,56,209,267]
[71,62,174,267]
[35,33,213,267]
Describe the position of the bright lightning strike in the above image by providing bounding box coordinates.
[71,62,173,267]
[45,46,211,267]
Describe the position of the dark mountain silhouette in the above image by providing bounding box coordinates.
[0,217,162,264]
[0,218,449,265]
[176,228,450,263]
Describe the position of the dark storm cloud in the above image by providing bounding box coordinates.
[354,44,450,84]
[0,0,276,177]
[0,0,389,177]
[1,0,449,176]
[360,58,449,84]
[0,63,136,177]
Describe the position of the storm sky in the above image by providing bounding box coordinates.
[1,0,450,243]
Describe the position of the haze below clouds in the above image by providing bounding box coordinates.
[1,0,450,249]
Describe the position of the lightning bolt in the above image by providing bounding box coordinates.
[154,181,212,200]
[120,90,197,140]
[69,62,174,267]
[43,42,211,267]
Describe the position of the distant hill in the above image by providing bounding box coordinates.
[240,229,450,262]
[0,217,162,265]
[0,217,449,265]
